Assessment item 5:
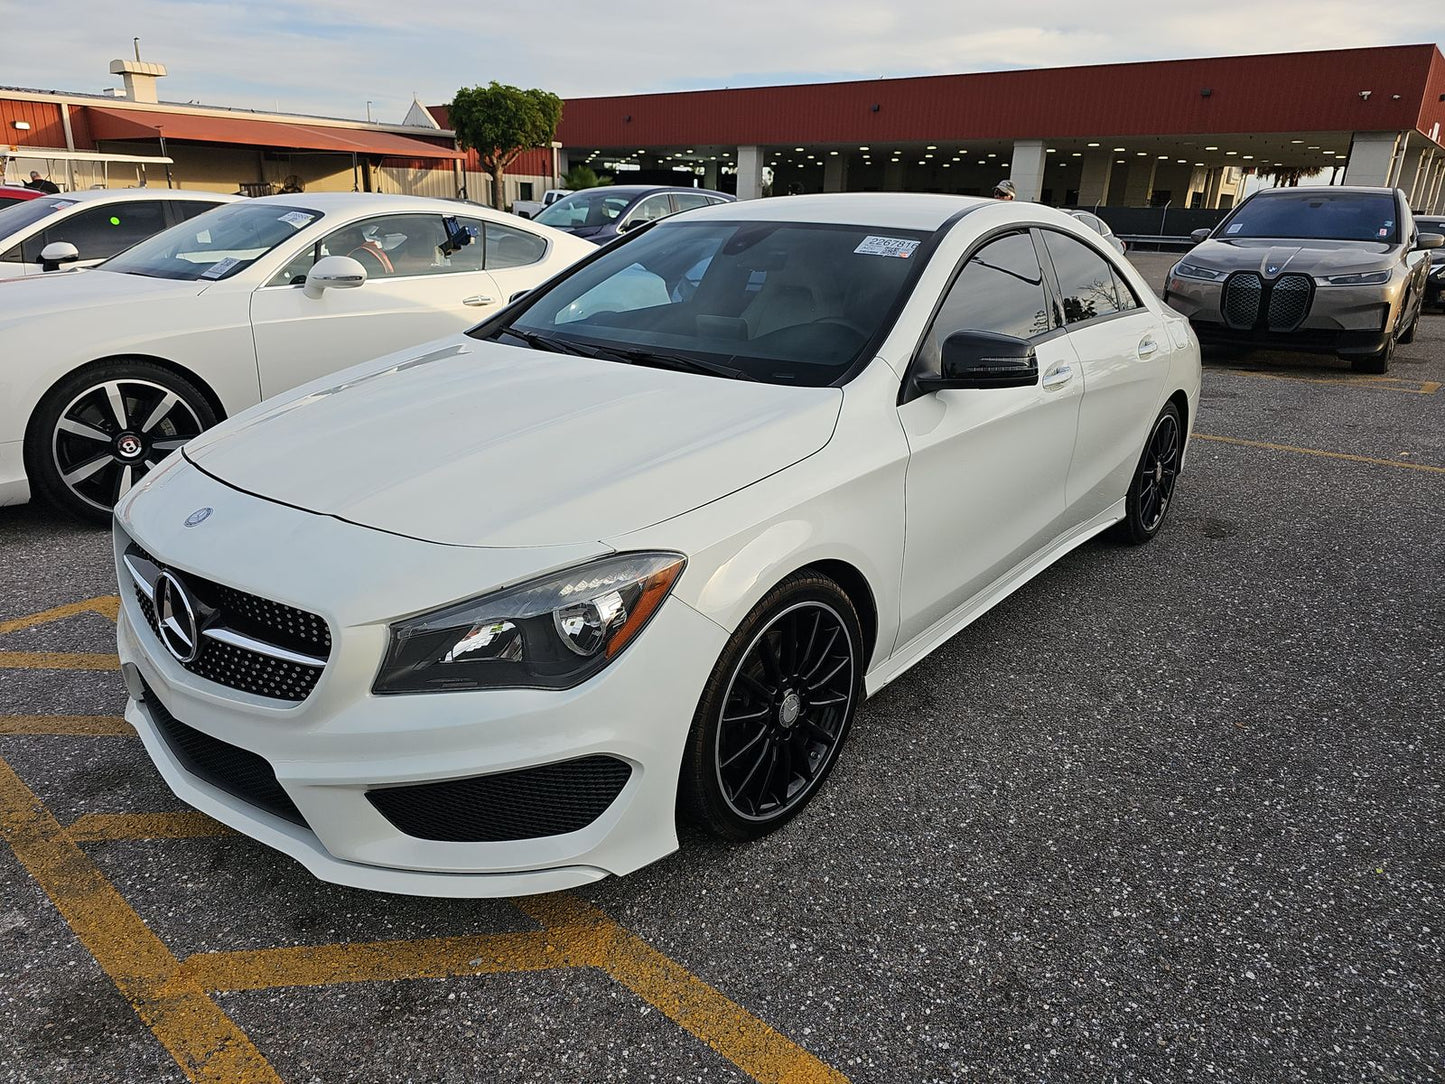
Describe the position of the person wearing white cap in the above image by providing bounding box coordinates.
[992,179,1016,200]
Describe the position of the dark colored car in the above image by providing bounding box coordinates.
[533,185,733,244]
[1164,186,1442,373]
[1418,214,1445,311]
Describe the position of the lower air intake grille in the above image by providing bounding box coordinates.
[1267,273,1313,332]
[1222,272,1263,329]
[366,756,633,842]
[143,683,306,828]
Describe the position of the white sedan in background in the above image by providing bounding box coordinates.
[0,193,595,520]
[114,193,1201,897]
[0,187,236,279]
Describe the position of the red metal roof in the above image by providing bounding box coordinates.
[556,44,1445,148]
[86,107,464,159]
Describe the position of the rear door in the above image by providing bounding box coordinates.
[1037,227,1168,519]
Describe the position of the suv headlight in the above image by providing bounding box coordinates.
[374,552,685,694]
[1172,261,1223,281]
[1318,270,1391,286]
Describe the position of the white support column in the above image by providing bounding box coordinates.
[1008,139,1047,202]
[1122,159,1157,206]
[735,145,765,200]
[1427,158,1445,213]
[1344,131,1404,187]
[823,154,847,193]
[1397,144,1427,201]
[1076,152,1114,208]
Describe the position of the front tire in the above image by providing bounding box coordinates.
[1112,402,1183,545]
[26,361,216,524]
[679,572,864,842]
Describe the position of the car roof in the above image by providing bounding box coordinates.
[245,192,525,216]
[660,192,992,231]
[1249,186,1400,199]
[568,184,731,198]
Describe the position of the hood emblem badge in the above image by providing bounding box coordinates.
[1266,264,1279,275]
[184,507,213,528]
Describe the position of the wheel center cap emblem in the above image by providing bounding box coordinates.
[115,433,144,460]
[154,570,200,664]
[779,692,802,728]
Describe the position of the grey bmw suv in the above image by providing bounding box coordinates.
[1163,186,1442,373]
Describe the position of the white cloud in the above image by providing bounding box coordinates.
[0,0,1438,122]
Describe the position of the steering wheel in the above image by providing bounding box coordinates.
[348,245,393,275]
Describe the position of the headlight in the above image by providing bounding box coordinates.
[1173,261,1223,281]
[1318,270,1391,286]
[374,552,685,694]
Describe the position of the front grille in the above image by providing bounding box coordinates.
[143,681,306,827]
[124,538,330,702]
[1222,272,1263,329]
[1267,273,1313,332]
[366,756,633,843]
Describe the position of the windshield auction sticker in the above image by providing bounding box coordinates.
[279,211,316,229]
[200,256,240,279]
[855,236,920,258]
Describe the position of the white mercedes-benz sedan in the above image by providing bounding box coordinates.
[114,193,1201,898]
[0,193,594,521]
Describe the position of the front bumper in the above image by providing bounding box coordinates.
[114,461,727,897]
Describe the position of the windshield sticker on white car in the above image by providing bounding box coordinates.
[278,211,316,229]
[200,256,240,279]
[1225,223,1243,233]
[52,200,77,210]
[855,236,921,258]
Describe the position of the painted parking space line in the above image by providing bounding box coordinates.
[0,595,119,634]
[0,714,133,736]
[0,650,120,670]
[1220,368,1442,395]
[1194,433,1445,475]
[0,756,282,1083]
[66,812,234,841]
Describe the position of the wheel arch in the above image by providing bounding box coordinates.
[802,558,880,667]
[1166,387,1191,470]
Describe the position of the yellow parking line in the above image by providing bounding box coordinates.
[521,894,851,1084]
[1222,368,1442,395]
[0,756,281,1084]
[0,595,119,634]
[1194,433,1445,475]
[0,714,133,736]
[67,812,233,842]
[0,651,120,670]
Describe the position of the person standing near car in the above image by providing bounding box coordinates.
[25,171,60,194]
[993,179,1016,200]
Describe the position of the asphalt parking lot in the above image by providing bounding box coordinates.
[2,258,1443,1084]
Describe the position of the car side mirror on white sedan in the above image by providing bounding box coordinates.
[303,255,368,299]
[39,241,80,272]
[1415,233,1444,251]
[915,330,1040,394]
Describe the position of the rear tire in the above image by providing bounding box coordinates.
[26,361,216,524]
[1112,402,1183,546]
[679,572,864,842]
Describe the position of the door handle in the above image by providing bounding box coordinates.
[461,295,494,307]
[1137,336,1160,359]
[1041,363,1074,390]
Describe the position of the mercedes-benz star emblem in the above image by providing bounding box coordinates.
[154,570,201,664]
[184,507,213,528]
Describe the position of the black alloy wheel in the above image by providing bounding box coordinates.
[681,572,863,841]
[1114,402,1183,545]
[28,362,216,523]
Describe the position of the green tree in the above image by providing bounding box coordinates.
[449,82,563,211]
[562,164,613,191]
[1254,164,1325,188]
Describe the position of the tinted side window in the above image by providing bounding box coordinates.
[1042,230,1136,323]
[484,221,547,269]
[173,200,225,223]
[626,194,675,227]
[42,201,169,261]
[920,231,1052,372]
[672,192,711,212]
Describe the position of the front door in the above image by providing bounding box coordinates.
[896,229,1084,647]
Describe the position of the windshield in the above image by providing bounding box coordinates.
[1217,192,1400,244]
[480,219,930,386]
[0,196,77,237]
[536,189,635,229]
[100,201,323,280]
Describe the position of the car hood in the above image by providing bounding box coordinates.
[1187,237,1396,276]
[0,269,204,325]
[183,337,842,548]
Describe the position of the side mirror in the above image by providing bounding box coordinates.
[1190,228,1211,244]
[1415,232,1444,251]
[508,289,531,304]
[39,240,80,271]
[916,330,1039,393]
[303,255,367,299]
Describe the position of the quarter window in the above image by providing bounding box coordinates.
[1041,230,1138,323]
[920,231,1053,373]
[484,220,547,269]
[672,192,712,213]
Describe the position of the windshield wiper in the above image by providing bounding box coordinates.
[499,328,586,356]
[591,345,758,382]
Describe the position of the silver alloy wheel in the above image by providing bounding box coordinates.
[714,600,856,822]
[50,378,203,513]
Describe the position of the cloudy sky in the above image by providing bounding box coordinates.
[1,0,1441,123]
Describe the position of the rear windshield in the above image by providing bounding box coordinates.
[1217,192,1399,244]
[100,201,322,281]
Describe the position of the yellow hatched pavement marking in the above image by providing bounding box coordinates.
[0,651,120,670]
[0,595,120,634]
[0,714,133,736]
[1222,368,1442,395]
[0,756,282,1083]
[66,812,235,842]
[1194,433,1445,475]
